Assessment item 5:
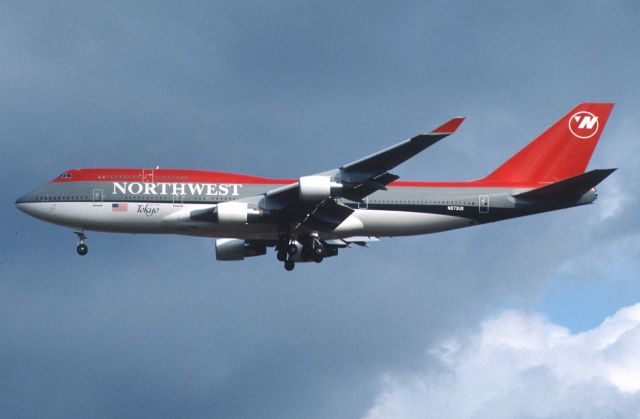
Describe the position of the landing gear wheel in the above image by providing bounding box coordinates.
[287,243,298,256]
[284,259,295,271]
[77,243,88,256]
[277,250,287,262]
[74,231,88,256]
[313,254,323,263]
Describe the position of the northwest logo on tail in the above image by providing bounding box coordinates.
[569,111,599,139]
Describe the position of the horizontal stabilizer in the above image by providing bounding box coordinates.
[514,169,616,201]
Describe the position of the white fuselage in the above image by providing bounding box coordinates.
[16,200,476,240]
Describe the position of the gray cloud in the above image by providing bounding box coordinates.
[1,1,639,417]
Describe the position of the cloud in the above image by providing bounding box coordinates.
[365,303,640,419]
[2,1,639,417]
[592,175,633,222]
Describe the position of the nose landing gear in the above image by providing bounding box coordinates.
[74,231,88,256]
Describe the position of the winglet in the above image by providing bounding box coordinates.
[431,117,465,134]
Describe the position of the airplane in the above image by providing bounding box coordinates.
[16,103,615,271]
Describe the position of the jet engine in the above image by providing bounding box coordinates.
[212,202,263,224]
[217,202,250,224]
[298,176,342,201]
[215,238,267,261]
[189,202,265,224]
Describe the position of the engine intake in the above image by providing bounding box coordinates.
[299,176,341,201]
[215,238,266,261]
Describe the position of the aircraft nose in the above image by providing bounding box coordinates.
[15,193,27,205]
[15,193,29,213]
[15,191,36,215]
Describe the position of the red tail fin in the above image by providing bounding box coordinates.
[483,103,614,184]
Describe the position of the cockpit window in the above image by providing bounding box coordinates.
[57,173,72,179]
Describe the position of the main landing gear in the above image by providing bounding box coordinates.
[276,237,298,262]
[276,236,298,271]
[284,259,295,271]
[310,238,325,263]
[276,235,327,271]
[75,231,88,256]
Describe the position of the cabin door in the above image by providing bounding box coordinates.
[479,195,489,213]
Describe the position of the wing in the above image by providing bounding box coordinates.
[189,117,464,234]
[339,117,465,186]
[262,116,463,203]
[254,117,464,232]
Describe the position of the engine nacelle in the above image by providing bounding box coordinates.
[215,202,263,224]
[215,238,267,261]
[217,202,249,224]
[299,176,341,201]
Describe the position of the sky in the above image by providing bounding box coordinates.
[1,1,639,417]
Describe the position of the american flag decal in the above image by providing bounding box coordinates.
[112,203,128,212]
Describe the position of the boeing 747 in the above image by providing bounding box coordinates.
[16,103,615,270]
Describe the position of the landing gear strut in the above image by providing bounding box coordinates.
[276,234,299,271]
[286,242,298,256]
[75,231,88,256]
[310,238,325,263]
[276,236,298,254]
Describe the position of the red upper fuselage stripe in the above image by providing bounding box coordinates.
[52,168,544,189]
[52,168,292,185]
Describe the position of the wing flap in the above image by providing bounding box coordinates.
[295,199,354,231]
[325,236,380,247]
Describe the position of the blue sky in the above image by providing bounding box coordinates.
[1,1,639,417]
